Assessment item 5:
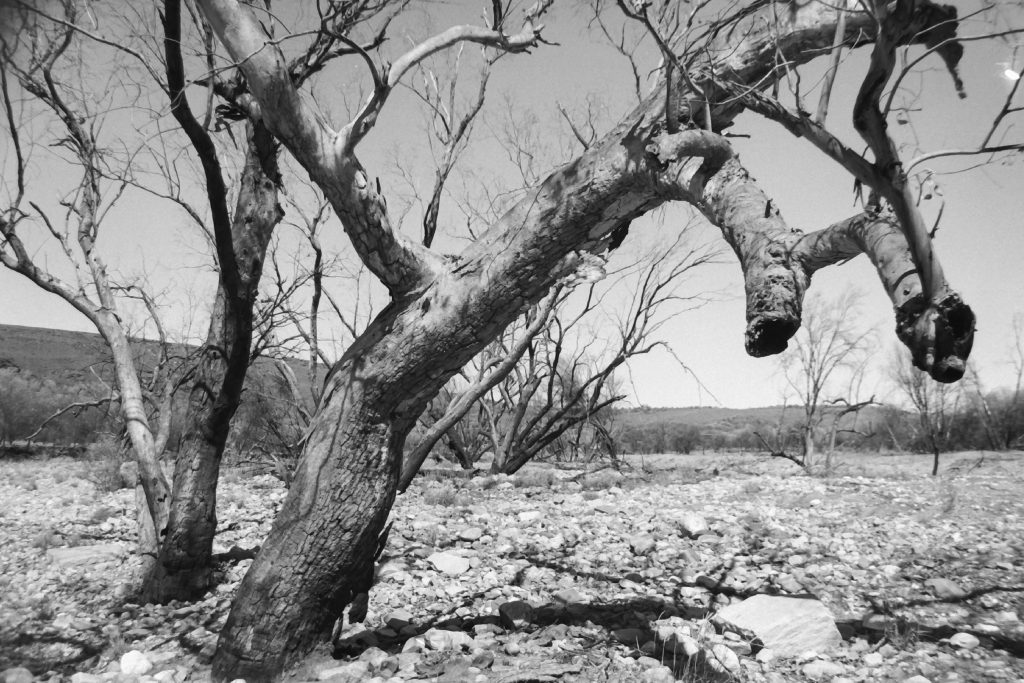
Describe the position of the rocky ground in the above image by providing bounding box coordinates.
[0,451,1022,683]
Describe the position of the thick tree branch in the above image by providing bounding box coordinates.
[196,0,437,296]
[164,0,239,298]
[398,291,558,490]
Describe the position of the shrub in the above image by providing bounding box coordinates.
[81,435,128,492]
[422,483,458,507]
[514,469,557,489]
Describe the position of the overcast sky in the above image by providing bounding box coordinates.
[1,0,1021,409]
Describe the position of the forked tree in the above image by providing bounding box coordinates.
[181,0,1020,679]
[1,0,298,601]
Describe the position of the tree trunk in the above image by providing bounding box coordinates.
[802,427,815,469]
[95,316,172,581]
[194,2,976,679]
[211,326,413,682]
[143,122,281,603]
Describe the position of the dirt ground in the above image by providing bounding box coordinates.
[1,449,1022,682]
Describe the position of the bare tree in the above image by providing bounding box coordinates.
[779,292,874,468]
[964,315,1024,451]
[1,0,297,601]
[892,348,964,475]
[0,4,175,574]
[5,0,1013,676]
[189,1,1002,677]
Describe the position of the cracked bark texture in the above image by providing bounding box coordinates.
[195,1,977,679]
[142,122,282,602]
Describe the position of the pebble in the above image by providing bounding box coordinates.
[802,660,846,679]
[422,627,473,650]
[119,651,153,676]
[678,511,708,538]
[948,632,980,650]
[629,535,656,556]
[924,578,968,600]
[426,551,470,576]
[5,455,1022,683]
[863,651,884,667]
[0,669,33,683]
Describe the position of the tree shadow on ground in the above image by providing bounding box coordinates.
[333,548,779,680]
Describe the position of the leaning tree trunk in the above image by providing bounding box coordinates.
[211,105,678,682]
[143,122,281,603]
[98,315,171,579]
[197,1,975,679]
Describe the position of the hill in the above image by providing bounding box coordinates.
[1,323,890,453]
[0,324,315,446]
[0,323,312,391]
[612,403,891,454]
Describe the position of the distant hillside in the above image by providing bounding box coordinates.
[1,323,891,453]
[0,324,315,446]
[0,323,312,393]
[612,403,891,453]
[0,324,181,386]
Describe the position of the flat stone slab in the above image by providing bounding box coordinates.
[715,595,842,657]
[47,543,127,568]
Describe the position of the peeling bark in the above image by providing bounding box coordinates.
[144,122,282,602]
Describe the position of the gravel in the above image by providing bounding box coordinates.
[1,451,1023,682]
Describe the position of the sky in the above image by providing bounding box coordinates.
[1,0,1022,409]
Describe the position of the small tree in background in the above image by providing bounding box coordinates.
[892,349,965,476]
[779,292,874,470]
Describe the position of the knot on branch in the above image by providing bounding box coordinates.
[644,129,734,170]
[896,293,975,383]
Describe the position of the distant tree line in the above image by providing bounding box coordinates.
[612,388,1024,457]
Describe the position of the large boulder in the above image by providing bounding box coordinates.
[714,595,842,657]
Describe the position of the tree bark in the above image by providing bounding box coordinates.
[195,1,976,679]
[143,122,281,602]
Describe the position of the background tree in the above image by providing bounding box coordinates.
[779,291,874,468]
[0,5,177,577]
[398,227,715,484]
[1,0,307,601]
[892,347,965,475]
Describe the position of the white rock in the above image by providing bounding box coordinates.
[119,651,154,676]
[69,675,104,683]
[317,661,369,680]
[711,643,741,673]
[679,512,708,538]
[1,668,34,683]
[422,627,473,650]
[862,652,883,667]
[47,543,127,568]
[801,660,845,680]
[715,595,842,657]
[426,551,470,575]
[948,632,979,650]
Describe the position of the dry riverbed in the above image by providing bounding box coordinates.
[1,451,1022,682]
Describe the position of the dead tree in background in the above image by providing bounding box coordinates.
[779,291,874,468]
[892,349,964,476]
